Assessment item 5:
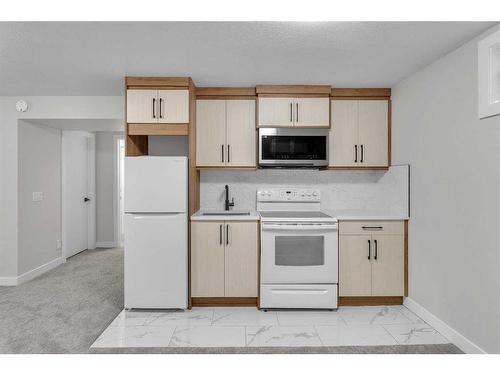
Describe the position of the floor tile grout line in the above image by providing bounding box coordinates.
[312,325,325,347]
[381,325,402,345]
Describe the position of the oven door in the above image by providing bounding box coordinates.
[261,222,338,284]
[259,128,328,167]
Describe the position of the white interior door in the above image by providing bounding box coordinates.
[62,131,96,258]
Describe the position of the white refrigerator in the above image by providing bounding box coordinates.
[124,156,188,309]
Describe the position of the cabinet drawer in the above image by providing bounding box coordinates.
[339,221,404,235]
[260,284,338,309]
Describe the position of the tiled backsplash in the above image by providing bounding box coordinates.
[200,165,409,215]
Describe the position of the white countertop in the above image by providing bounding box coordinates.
[324,209,409,221]
[191,210,261,221]
[192,209,407,221]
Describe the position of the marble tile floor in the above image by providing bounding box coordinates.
[91,305,449,348]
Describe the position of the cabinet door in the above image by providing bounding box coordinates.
[294,98,330,127]
[226,100,256,167]
[127,89,157,123]
[339,235,372,296]
[358,100,389,167]
[258,97,294,127]
[371,235,404,296]
[224,222,258,297]
[191,221,225,297]
[196,100,226,167]
[157,89,190,123]
[329,100,359,167]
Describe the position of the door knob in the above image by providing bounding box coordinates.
[84,197,91,202]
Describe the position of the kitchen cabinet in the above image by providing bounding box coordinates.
[191,221,225,297]
[329,100,389,168]
[258,97,329,128]
[339,221,404,297]
[126,89,189,124]
[191,221,258,298]
[224,222,259,297]
[196,99,256,168]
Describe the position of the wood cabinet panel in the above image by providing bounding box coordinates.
[224,222,258,297]
[127,90,157,123]
[191,221,225,297]
[339,235,372,296]
[358,100,389,167]
[226,100,256,167]
[329,100,359,167]
[196,100,226,167]
[294,98,330,127]
[371,235,404,296]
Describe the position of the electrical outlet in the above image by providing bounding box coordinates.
[56,240,62,250]
[32,192,43,202]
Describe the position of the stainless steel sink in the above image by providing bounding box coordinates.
[202,210,251,216]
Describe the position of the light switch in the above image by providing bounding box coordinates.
[32,192,43,202]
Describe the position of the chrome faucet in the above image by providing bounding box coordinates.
[224,185,234,211]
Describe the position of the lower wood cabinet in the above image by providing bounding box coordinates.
[339,221,404,297]
[191,220,258,298]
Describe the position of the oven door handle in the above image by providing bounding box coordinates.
[262,224,338,231]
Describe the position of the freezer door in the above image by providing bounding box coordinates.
[124,213,188,309]
[125,156,187,213]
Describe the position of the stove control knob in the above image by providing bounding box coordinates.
[312,191,318,197]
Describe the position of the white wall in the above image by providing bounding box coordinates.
[392,25,500,353]
[0,96,123,280]
[17,121,62,275]
[200,165,408,215]
[95,131,123,245]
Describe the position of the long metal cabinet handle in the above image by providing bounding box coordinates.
[362,226,383,230]
[221,145,224,163]
[296,103,299,122]
[227,144,230,163]
[290,102,293,123]
[159,98,163,119]
[152,98,156,119]
[374,239,378,260]
[219,224,223,245]
[354,145,358,163]
[367,239,371,260]
[226,224,229,245]
[360,145,364,163]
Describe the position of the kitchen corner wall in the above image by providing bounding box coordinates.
[200,165,409,215]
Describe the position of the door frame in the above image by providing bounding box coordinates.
[61,131,96,261]
[113,134,125,247]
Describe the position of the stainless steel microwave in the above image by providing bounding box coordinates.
[258,128,329,168]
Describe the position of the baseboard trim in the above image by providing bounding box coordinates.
[192,297,258,307]
[17,257,64,285]
[96,241,117,248]
[0,277,18,286]
[339,296,403,306]
[404,297,486,354]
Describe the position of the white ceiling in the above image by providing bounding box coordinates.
[0,22,495,95]
[23,119,124,132]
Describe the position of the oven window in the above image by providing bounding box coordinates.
[275,236,325,266]
[261,136,326,160]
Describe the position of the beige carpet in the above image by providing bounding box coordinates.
[0,248,461,354]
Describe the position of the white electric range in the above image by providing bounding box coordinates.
[257,188,338,310]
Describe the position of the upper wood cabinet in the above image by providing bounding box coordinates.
[329,100,389,168]
[258,97,329,128]
[196,99,256,168]
[191,220,258,298]
[339,220,404,297]
[126,89,189,124]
